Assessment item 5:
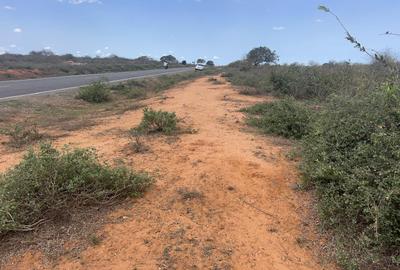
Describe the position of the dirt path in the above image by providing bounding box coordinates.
[2,77,335,270]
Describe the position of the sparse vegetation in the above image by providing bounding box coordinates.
[135,108,178,135]
[76,81,111,103]
[177,188,204,201]
[0,52,178,81]
[129,129,149,153]
[244,98,313,139]
[208,77,224,85]
[0,143,152,235]
[0,122,43,148]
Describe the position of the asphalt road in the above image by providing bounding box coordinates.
[0,67,192,101]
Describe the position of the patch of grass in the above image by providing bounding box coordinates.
[0,122,43,148]
[135,108,178,135]
[177,188,204,201]
[88,234,102,246]
[244,97,313,139]
[0,143,152,235]
[76,81,111,103]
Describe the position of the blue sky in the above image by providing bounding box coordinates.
[1,0,400,64]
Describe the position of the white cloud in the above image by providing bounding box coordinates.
[44,46,52,50]
[9,44,17,48]
[272,26,285,31]
[96,49,102,54]
[315,19,323,23]
[0,47,7,55]
[59,0,102,4]
[213,56,220,60]
[104,46,109,50]
[4,5,15,10]
[13,28,22,33]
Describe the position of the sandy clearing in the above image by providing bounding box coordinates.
[1,77,336,270]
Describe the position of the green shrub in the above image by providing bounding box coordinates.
[136,108,177,135]
[301,87,400,267]
[0,123,43,148]
[226,63,393,100]
[244,98,313,139]
[125,88,146,99]
[76,81,111,103]
[0,143,152,234]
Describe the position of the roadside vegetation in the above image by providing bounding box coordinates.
[135,108,178,135]
[0,70,215,138]
[243,97,313,139]
[232,7,400,269]
[0,52,182,81]
[0,122,43,148]
[0,143,151,235]
[76,80,111,103]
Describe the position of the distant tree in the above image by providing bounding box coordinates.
[197,58,206,64]
[29,50,55,57]
[160,55,178,64]
[135,56,155,62]
[61,53,75,60]
[246,46,278,66]
[181,60,187,65]
[206,60,215,66]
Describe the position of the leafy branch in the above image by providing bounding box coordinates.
[318,5,398,80]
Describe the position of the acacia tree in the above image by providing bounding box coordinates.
[197,58,206,64]
[246,46,278,66]
[206,60,215,66]
[160,55,178,64]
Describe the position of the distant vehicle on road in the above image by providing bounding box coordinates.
[163,61,169,69]
[195,63,205,71]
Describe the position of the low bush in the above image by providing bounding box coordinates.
[125,88,147,99]
[226,63,394,100]
[0,123,43,148]
[0,143,152,234]
[135,108,177,135]
[76,81,111,103]
[244,98,313,139]
[129,129,149,153]
[301,87,400,268]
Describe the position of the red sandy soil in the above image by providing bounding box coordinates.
[1,77,337,270]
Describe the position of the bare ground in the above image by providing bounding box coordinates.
[0,77,336,270]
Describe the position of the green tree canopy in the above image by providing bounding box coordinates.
[206,60,215,66]
[160,55,178,64]
[246,46,278,66]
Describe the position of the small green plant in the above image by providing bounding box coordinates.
[136,108,178,135]
[244,98,313,139]
[129,129,149,153]
[76,81,111,103]
[0,123,43,148]
[88,234,102,246]
[177,188,204,201]
[0,143,152,234]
